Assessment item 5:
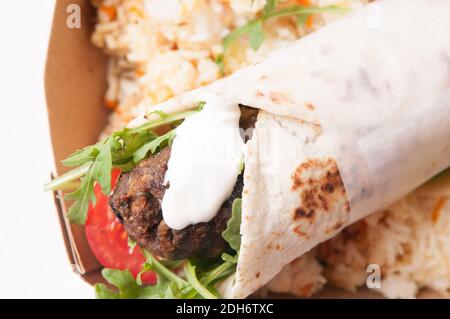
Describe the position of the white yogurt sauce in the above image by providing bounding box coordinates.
[161,94,244,230]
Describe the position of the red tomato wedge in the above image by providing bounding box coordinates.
[85,169,156,285]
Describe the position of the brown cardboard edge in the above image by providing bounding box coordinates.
[52,183,105,285]
[51,179,75,270]
[45,0,108,278]
[53,187,86,274]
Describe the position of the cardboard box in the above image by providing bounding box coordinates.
[46,0,108,286]
[45,0,441,298]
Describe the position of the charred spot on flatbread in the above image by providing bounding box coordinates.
[292,158,347,213]
[290,158,350,237]
[305,103,315,111]
[292,226,309,238]
[269,91,293,105]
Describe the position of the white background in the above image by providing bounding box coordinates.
[0,0,93,298]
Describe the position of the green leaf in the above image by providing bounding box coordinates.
[65,170,95,225]
[185,261,218,299]
[221,4,351,58]
[103,268,136,293]
[215,54,225,75]
[221,252,238,264]
[136,262,152,286]
[95,283,121,299]
[199,259,236,286]
[222,198,242,253]
[93,137,114,195]
[133,129,176,163]
[196,101,206,111]
[64,138,114,224]
[62,144,99,167]
[263,0,277,15]
[238,156,244,174]
[44,163,90,191]
[128,108,200,135]
[248,21,265,51]
[223,22,258,51]
[165,282,182,299]
[296,14,308,27]
[46,108,201,225]
[96,268,169,299]
[96,248,238,299]
[147,110,169,118]
[142,250,189,290]
[111,129,156,163]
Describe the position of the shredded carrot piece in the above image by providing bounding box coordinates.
[99,4,117,21]
[297,283,314,297]
[305,15,314,28]
[104,98,118,110]
[295,0,314,28]
[431,198,447,223]
[135,69,146,77]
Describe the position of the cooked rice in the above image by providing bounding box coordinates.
[317,192,450,298]
[91,0,450,299]
[91,0,365,135]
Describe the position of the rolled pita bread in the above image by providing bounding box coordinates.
[130,0,450,298]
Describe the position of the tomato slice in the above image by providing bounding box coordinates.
[85,169,156,284]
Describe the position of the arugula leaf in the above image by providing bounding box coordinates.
[215,54,225,75]
[248,20,265,51]
[97,246,238,299]
[196,101,206,111]
[238,156,244,174]
[200,258,236,283]
[221,252,238,264]
[185,261,218,299]
[96,268,169,299]
[133,129,176,162]
[62,144,99,167]
[222,198,242,253]
[147,110,169,118]
[94,137,114,195]
[142,250,189,290]
[45,108,200,225]
[93,165,242,300]
[223,22,255,51]
[63,137,114,224]
[165,282,182,299]
[263,0,277,15]
[110,129,156,166]
[222,4,350,55]
[64,169,96,224]
[296,14,308,27]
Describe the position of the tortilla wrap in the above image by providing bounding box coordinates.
[129,0,450,298]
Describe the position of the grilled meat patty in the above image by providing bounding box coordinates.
[110,146,244,260]
[110,105,257,260]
